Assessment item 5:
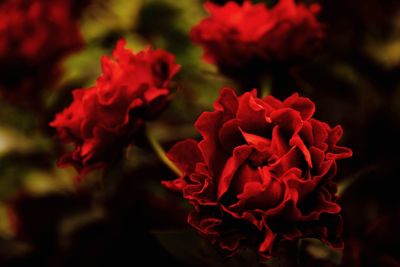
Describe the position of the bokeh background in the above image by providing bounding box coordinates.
[0,0,399,266]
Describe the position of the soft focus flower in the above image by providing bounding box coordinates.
[163,88,352,259]
[50,39,180,179]
[0,0,85,106]
[191,0,324,74]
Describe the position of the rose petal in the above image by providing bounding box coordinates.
[167,139,203,174]
[240,128,271,151]
[219,119,245,152]
[283,93,316,120]
[218,145,253,199]
[271,107,303,135]
[237,92,273,135]
[290,135,312,167]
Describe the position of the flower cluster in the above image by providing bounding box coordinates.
[50,40,180,179]
[163,88,352,258]
[190,0,324,73]
[0,0,85,105]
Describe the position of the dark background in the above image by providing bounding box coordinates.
[0,0,399,266]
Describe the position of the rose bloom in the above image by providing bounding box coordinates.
[163,88,352,258]
[0,0,85,105]
[50,39,180,179]
[191,0,324,73]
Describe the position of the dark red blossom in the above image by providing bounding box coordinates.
[163,88,352,259]
[190,0,324,74]
[0,0,85,106]
[50,40,180,179]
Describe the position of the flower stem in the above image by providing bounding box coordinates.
[146,125,183,177]
[258,74,272,98]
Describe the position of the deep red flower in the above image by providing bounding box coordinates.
[0,0,85,106]
[163,88,352,259]
[190,0,324,72]
[50,39,180,179]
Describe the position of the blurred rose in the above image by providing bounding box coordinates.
[0,0,85,106]
[191,0,324,80]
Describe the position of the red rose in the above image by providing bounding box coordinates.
[163,88,352,259]
[190,0,324,72]
[50,39,180,179]
[0,0,84,106]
